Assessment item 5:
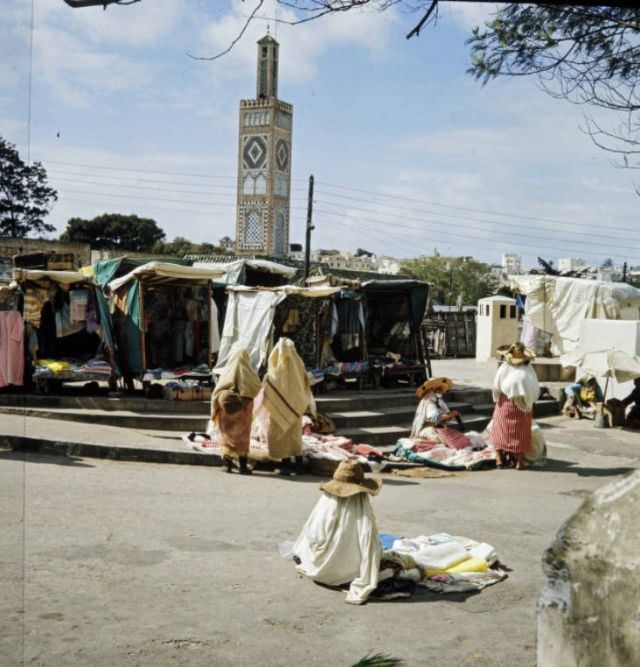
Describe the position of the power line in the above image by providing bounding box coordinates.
[314,190,640,245]
[315,180,638,236]
[314,209,639,262]
[47,169,309,195]
[42,158,308,182]
[56,187,307,207]
[312,201,638,253]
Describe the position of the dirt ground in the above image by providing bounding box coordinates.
[1,431,638,667]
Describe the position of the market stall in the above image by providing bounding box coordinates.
[361,280,430,387]
[107,262,227,387]
[6,269,117,392]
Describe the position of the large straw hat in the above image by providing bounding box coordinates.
[320,460,381,498]
[497,343,535,366]
[416,377,453,400]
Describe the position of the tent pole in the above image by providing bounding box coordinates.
[603,375,610,403]
[139,281,146,372]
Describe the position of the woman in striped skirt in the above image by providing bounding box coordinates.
[491,343,539,470]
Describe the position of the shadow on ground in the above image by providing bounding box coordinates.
[533,457,634,477]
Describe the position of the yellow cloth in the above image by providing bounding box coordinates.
[424,557,489,577]
[211,346,261,421]
[34,359,72,374]
[579,386,597,403]
[263,337,312,459]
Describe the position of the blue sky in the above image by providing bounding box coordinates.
[3,0,640,268]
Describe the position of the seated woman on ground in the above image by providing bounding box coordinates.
[411,377,471,449]
[562,375,603,420]
[622,378,640,429]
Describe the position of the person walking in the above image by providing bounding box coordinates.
[211,345,261,475]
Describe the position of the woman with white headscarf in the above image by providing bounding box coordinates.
[261,337,314,474]
[491,343,540,470]
[211,345,261,474]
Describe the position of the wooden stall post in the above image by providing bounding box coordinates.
[139,279,147,372]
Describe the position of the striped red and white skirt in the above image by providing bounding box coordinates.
[491,394,532,454]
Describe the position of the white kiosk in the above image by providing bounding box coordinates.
[475,295,519,362]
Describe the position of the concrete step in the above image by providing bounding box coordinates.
[0,407,207,432]
[0,392,211,415]
[315,389,417,412]
[327,401,474,429]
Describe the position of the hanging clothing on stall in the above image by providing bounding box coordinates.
[22,287,49,327]
[0,310,24,388]
[69,288,89,322]
[261,337,314,459]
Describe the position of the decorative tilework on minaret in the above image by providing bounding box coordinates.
[235,33,293,257]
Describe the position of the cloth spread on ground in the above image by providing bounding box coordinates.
[261,338,313,459]
[291,492,382,605]
[0,311,24,388]
[386,533,506,593]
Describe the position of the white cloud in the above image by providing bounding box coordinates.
[37,0,181,47]
[197,0,396,86]
[443,2,500,31]
[33,25,150,108]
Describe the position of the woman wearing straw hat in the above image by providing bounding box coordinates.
[411,377,471,449]
[211,346,261,475]
[491,343,540,470]
[292,459,382,605]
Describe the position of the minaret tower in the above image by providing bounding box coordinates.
[234,32,293,257]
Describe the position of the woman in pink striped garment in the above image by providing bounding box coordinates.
[491,343,540,469]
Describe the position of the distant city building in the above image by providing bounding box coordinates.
[235,32,292,257]
[315,250,401,274]
[557,257,587,273]
[501,253,522,275]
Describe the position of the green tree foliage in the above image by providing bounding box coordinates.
[468,6,640,165]
[152,236,228,257]
[0,135,57,238]
[401,255,499,306]
[60,213,166,251]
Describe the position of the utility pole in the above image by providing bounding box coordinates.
[304,175,314,281]
[623,261,628,283]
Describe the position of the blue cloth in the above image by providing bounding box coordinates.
[379,533,399,550]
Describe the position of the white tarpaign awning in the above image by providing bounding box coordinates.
[108,261,227,292]
[13,269,93,285]
[510,274,640,355]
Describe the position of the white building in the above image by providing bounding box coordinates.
[557,257,587,273]
[501,253,522,275]
[475,295,520,362]
[374,256,401,275]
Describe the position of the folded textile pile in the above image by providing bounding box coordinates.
[33,359,74,375]
[394,437,496,471]
[380,532,507,593]
[79,358,112,375]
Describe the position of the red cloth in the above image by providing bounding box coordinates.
[436,426,471,450]
[491,394,532,454]
[217,398,254,456]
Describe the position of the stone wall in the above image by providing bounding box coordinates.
[0,238,91,266]
[537,471,640,665]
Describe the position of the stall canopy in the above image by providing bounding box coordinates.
[193,258,296,286]
[510,274,640,355]
[108,261,226,293]
[216,285,340,370]
[91,257,192,289]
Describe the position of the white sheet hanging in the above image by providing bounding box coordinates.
[216,290,286,370]
[292,492,381,605]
